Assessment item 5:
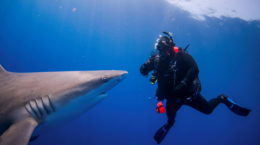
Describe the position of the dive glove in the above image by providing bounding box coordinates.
[156,101,166,114]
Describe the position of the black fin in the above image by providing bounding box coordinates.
[153,125,171,144]
[225,98,251,116]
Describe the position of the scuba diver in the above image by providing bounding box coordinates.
[140,32,251,144]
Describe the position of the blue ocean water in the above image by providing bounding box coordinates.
[0,0,260,145]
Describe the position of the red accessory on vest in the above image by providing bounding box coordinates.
[173,46,179,53]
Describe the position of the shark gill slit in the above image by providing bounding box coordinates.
[24,96,55,119]
[47,95,55,112]
[40,97,50,114]
[24,103,37,119]
[29,100,40,119]
[34,99,44,116]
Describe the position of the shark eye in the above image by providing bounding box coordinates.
[101,76,109,82]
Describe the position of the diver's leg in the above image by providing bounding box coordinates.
[154,97,182,144]
[185,94,222,115]
[186,94,251,116]
[219,94,251,116]
[165,97,182,127]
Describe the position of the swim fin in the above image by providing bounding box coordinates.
[225,98,251,116]
[153,124,171,144]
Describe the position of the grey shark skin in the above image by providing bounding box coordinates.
[0,65,127,145]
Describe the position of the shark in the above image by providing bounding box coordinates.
[0,65,127,145]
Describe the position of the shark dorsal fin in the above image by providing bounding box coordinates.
[0,65,7,73]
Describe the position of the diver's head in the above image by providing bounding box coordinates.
[154,32,175,56]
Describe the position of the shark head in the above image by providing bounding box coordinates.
[0,65,128,145]
[21,70,128,125]
[0,65,128,130]
[45,70,128,123]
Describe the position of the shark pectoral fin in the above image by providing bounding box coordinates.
[0,117,38,145]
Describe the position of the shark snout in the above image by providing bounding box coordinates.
[116,71,128,81]
[101,70,128,82]
[97,70,128,93]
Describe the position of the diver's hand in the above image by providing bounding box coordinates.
[140,71,148,76]
[140,65,148,76]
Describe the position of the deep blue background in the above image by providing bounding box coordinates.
[0,0,260,145]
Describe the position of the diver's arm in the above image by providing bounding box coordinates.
[140,55,156,76]
[184,54,199,83]
[182,54,199,84]
[174,54,199,92]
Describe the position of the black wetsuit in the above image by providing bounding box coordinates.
[140,50,223,127]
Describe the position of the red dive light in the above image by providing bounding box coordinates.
[156,101,166,114]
